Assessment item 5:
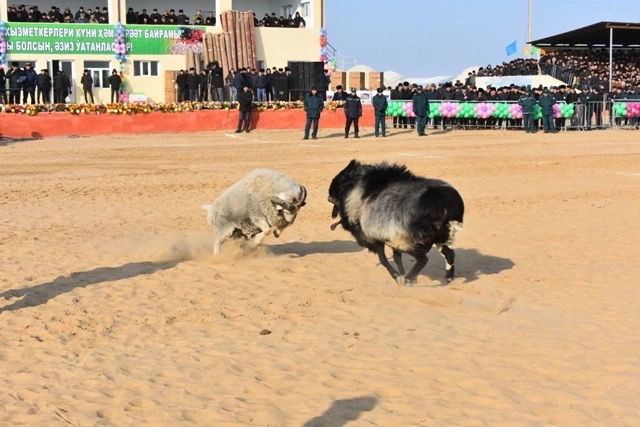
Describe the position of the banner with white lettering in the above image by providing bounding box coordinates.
[5,23,205,55]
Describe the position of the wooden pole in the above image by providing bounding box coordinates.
[248,11,257,69]
[240,12,248,69]
[229,11,238,70]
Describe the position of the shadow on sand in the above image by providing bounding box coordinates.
[408,247,515,285]
[267,240,363,257]
[304,396,378,427]
[0,260,180,313]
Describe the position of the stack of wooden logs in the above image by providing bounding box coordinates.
[204,10,257,73]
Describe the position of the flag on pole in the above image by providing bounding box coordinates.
[531,46,539,56]
[523,45,529,56]
[506,41,517,56]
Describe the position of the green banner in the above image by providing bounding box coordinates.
[5,23,205,55]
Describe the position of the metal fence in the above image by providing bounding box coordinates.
[383,100,625,131]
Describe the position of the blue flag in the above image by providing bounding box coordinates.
[506,41,517,56]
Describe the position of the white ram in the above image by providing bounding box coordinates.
[202,168,307,254]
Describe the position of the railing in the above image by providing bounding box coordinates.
[326,42,356,71]
[382,100,622,131]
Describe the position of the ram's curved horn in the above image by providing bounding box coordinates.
[298,185,307,206]
[271,196,297,211]
[331,204,340,219]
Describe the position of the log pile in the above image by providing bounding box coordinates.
[209,10,257,72]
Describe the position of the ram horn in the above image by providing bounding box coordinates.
[271,196,297,211]
[298,185,307,206]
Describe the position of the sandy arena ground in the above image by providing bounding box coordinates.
[1,126,639,426]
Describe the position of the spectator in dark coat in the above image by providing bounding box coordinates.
[22,62,38,104]
[186,68,200,101]
[0,66,7,104]
[80,69,94,104]
[236,85,254,133]
[36,69,52,104]
[344,88,362,138]
[108,69,122,103]
[6,62,25,104]
[332,85,348,101]
[176,70,188,102]
[254,69,268,102]
[303,87,324,140]
[210,62,225,101]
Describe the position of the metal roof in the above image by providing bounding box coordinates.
[530,21,640,47]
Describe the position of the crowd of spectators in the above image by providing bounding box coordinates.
[7,5,109,23]
[6,5,219,25]
[538,49,640,91]
[174,62,320,104]
[7,5,307,27]
[256,12,306,28]
[466,50,640,96]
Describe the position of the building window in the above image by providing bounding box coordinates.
[134,61,159,77]
[283,5,292,18]
[84,60,110,88]
[302,2,310,17]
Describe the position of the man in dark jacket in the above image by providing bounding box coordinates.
[233,68,251,99]
[80,69,94,103]
[538,88,557,133]
[236,85,253,133]
[108,69,122,103]
[303,87,323,140]
[372,87,388,137]
[390,83,404,128]
[412,85,430,136]
[0,66,7,104]
[518,90,537,133]
[36,69,52,104]
[176,70,188,102]
[6,62,25,104]
[186,68,200,101]
[254,69,267,102]
[53,69,67,103]
[210,62,225,101]
[22,62,38,104]
[199,70,208,101]
[332,85,348,101]
[344,88,362,138]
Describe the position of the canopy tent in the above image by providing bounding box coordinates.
[530,21,640,47]
[529,22,640,91]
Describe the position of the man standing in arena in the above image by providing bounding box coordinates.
[236,84,254,133]
[413,85,430,136]
[372,87,388,137]
[518,89,536,133]
[538,88,557,133]
[344,88,362,138]
[390,83,404,128]
[303,86,324,140]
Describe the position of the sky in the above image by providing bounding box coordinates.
[324,0,640,78]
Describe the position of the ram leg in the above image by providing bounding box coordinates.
[403,252,428,285]
[437,244,456,282]
[373,242,401,284]
[392,249,406,276]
